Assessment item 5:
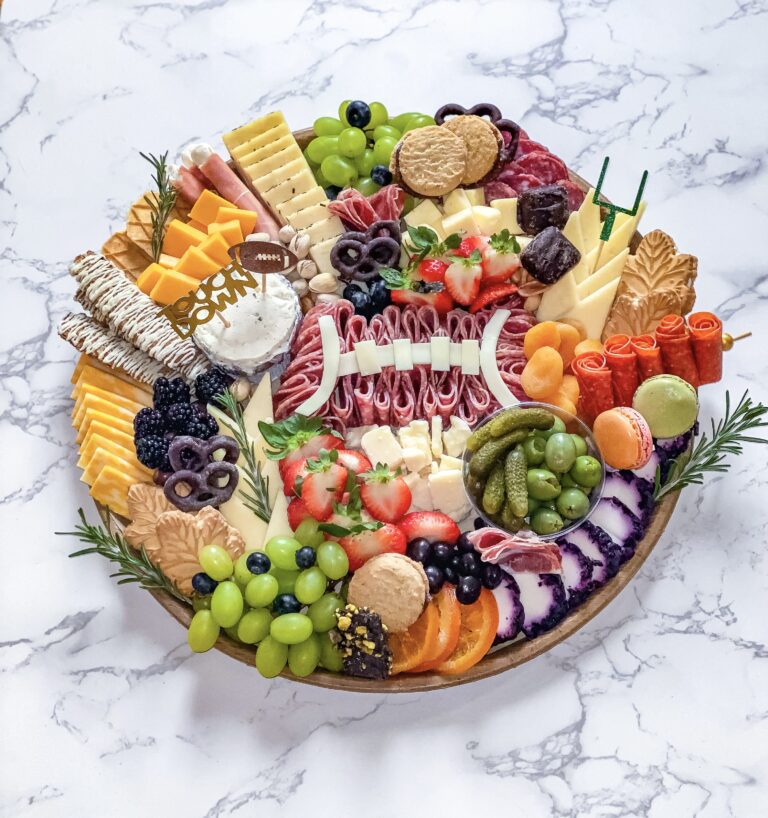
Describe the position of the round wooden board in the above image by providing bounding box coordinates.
[98,126,673,692]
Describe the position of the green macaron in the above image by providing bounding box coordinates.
[632,374,698,438]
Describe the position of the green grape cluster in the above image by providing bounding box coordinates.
[186,522,349,679]
[304,100,435,196]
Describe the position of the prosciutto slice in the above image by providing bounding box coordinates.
[469,529,563,574]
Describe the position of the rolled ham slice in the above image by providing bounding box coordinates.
[655,314,700,388]
[687,312,723,385]
[170,164,207,205]
[603,334,640,407]
[630,335,664,382]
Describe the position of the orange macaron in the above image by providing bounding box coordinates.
[592,407,653,470]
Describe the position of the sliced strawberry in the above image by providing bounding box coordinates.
[282,457,309,496]
[259,415,342,478]
[482,229,522,284]
[453,235,486,259]
[469,283,520,314]
[444,250,482,306]
[287,497,312,530]
[390,287,454,314]
[418,258,449,283]
[359,463,412,523]
[279,434,343,478]
[301,450,347,521]
[335,449,372,475]
[398,511,461,544]
[339,523,407,572]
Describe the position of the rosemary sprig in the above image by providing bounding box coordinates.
[654,390,768,501]
[215,390,272,523]
[140,150,177,262]
[56,509,188,603]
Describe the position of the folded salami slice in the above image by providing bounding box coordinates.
[555,178,585,211]
[369,185,405,222]
[571,352,615,424]
[603,334,640,407]
[327,188,378,231]
[655,314,700,387]
[468,529,563,573]
[687,311,723,385]
[630,335,664,382]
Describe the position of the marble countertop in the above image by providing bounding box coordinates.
[2,1,767,815]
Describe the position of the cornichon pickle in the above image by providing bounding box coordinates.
[501,501,525,532]
[465,422,495,452]
[504,444,529,518]
[482,463,506,515]
[488,407,554,438]
[465,474,485,499]
[468,429,528,478]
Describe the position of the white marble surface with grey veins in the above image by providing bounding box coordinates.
[1,1,767,816]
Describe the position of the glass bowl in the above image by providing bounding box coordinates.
[461,401,606,541]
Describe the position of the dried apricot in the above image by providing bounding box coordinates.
[521,347,564,400]
[558,317,586,340]
[559,373,580,404]
[555,322,581,367]
[573,338,604,358]
[542,391,578,417]
[523,321,561,360]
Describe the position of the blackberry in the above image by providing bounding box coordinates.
[136,435,171,470]
[133,407,166,439]
[164,402,194,433]
[186,413,219,440]
[153,377,190,410]
[195,368,233,405]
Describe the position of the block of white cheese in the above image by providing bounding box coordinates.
[578,188,602,253]
[442,416,472,457]
[536,271,580,322]
[404,200,443,233]
[472,206,502,236]
[439,454,463,471]
[428,470,470,519]
[403,471,433,511]
[442,207,480,238]
[309,236,340,276]
[442,189,471,215]
[464,188,485,207]
[430,416,443,459]
[402,446,431,474]
[361,426,403,469]
[398,421,432,472]
[489,198,522,234]
[563,277,622,339]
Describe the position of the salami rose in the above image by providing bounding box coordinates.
[687,312,723,385]
[655,315,700,387]
[630,335,664,382]
[571,352,615,424]
[603,334,639,407]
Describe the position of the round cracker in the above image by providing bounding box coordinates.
[442,115,503,185]
[392,126,467,198]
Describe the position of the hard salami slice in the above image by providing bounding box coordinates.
[497,166,542,192]
[655,315,700,388]
[484,181,516,204]
[514,138,549,158]
[630,335,664,382]
[327,188,378,231]
[555,178,585,211]
[369,185,405,222]
[687,312,723,385]
[603,334,640,407]
[514,150,568,185]
[571,352,615,424]
[354,376,376,425]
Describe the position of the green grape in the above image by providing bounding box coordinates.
[313,116,345,136]
[255,635,288,678]
[234,552,257,586]
[388,111,419,131]
[269,566,300,595]
[303,149,318,168]
[372,136,397,165]
[294,518,325,549]
[402,195,417,216]
[338,127,367,158]
[210,580,244,628]
[237,608,272,644]
[265,535,303,570]
[294,566,328,605]
[192,596,211,612]
[318,632,344,672]
[198,545,233,581]
[224,624,242,642]
[367,102,389,130]
[245,573,279,608]
[187,610,220,653]
[305,136,341,165]
[373,124,400,142]
[354,148,377,177]
[288,633,322,677]
[308,592,344,632]
[316,541,349,580]
[320,155,357,187]
[338,99,351,125]
[270,612,314,645]
[313,164,330,189]
[402,114,436,132]
[353,177,380,197]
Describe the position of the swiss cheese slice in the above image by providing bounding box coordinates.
[563,277,622,340]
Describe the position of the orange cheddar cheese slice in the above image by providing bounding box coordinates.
[80,447,149,488]
[187,219,208,233]
[81,419,135,454]
[71,364,152,404]
[175,246,222,281]
[189,189,232,225]
[137,262,167,296]
[77,432,147,474]
[197,232,232,268]
[214,206,258,236]
[76,408,134,445]
[149,269,200,306]
[159,253,180,268]
[89,465,134,518]
[73,390,145,429]
[161,219,206,257]
[207,219,243,247]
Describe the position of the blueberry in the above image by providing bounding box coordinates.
[424,565,445,595]
[371,164,393,186]
[273,593,302,615]
[456,576,482,605]
[325,185,342,201]
[473,517,487,531]
[458,551,482,578]
[432,541,454,568]
[342,282,363,300]
[368,277,391,312]
[345,100,371,129]
[191,572,218,595]
[481,563,503,590]
[406,537,432,565]
[295,546,316,569]
[443,565,458,585]
[246,552,271,575]
[457,532,475,553]
[347,288,373,317]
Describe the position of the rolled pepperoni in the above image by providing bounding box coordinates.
[603,334,639,407]
[630,335,664,382]
[688,312,723,385]
[571,352,615,425]
[655,315,699,388]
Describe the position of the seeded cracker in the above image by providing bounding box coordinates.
[391,125,467,198]
[442,115,503,186]
[334,604,392,680]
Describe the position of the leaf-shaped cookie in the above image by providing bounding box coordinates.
[618,230,697,298]
[603,289,687,340]
[124,484,178,556]
[195,506,246,557]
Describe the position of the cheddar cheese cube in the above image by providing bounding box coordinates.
[214,206,258,236]
[189,189,232,225]
[207,219,244,247]
[197,232,232,268]
[187,219,208,233]
[161,219,206,257]
[136,263,167,296]
[149,269,200,306]
[175,246,222,281]
[159,253,180,268]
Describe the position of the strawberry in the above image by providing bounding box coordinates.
[482,229,521,284]
[339,523,407,572]
[287,497,312,530]
[282,457,309,496]
[444,249,483,306]
[453,235,486,259]
[469,283,520,314]
[398,511,461,544]
[359,463,412,523]
[259,415,343,479]
[381,266,455,314]
[300,450,347,521]
[390,288,454,314]
[335,449,372,475]
[418,258,449,283]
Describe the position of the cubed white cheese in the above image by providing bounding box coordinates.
[403,471,433,511]
[489,197,522,234]
[443,416,472,457]
[402,445,432,474]
[361,426,403,469]
[404,199,443,230]
[442,207,480,238]
[464,189,485,206]
[439,454,463,471]
[472,205,502,236]
[428,469,470,518]
[398,422,432,470]
[442,189,471,216]
[430,416,443,459]
[353,339,381,376]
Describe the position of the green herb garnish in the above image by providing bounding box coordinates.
[57,509,188,602]
[402,224,462,269]
[654,390,768,501]
[489,228,521,255]
[140,150,177,262]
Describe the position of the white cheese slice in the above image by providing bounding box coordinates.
[577,248,629,299]
[428,469,470,517]
[480,310,519,408]
[464,188,485,207]
[460,339,480,375]
[411,342,431,365]
[563,277,621,339]
[219,483,269,552]
[449,342,462,367]
[354,340,381,376]
[361,426,403,469]
[442,189,471,215]
[489,197,522,234]
[338,351,359,377]
[409,420,429,436]
[392,338,413,371]
[536,271,579,322]
[243,374,273,431]
[442,207,480,238]
[309,235,340,276]
[562,211,585,255]
[472,205,502,236]
[403,471,433,511]
[376,344,395,369]
[439,454,463,471]
[430,336,450,371]
[345,425,377,450]
[263,491,292,542]
[574,245,599,283]
[404,200,443,230]
[296,315,341,416]
[443,416,472,457]
[602,201,646,263]
[304,216,344,246]
[578,188,602,253]
[431,416,443,459]
[402,445,432,474]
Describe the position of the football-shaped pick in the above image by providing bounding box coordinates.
[228,241,298,273]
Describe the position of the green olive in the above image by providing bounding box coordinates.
[556,487,591,520]
[570,455,603,488]
[526,468,561,501]
[570,434,588,457]
[530,508,565,535]
[522,435,546,466]
[544,432,577,473]
[527,496,541,515]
